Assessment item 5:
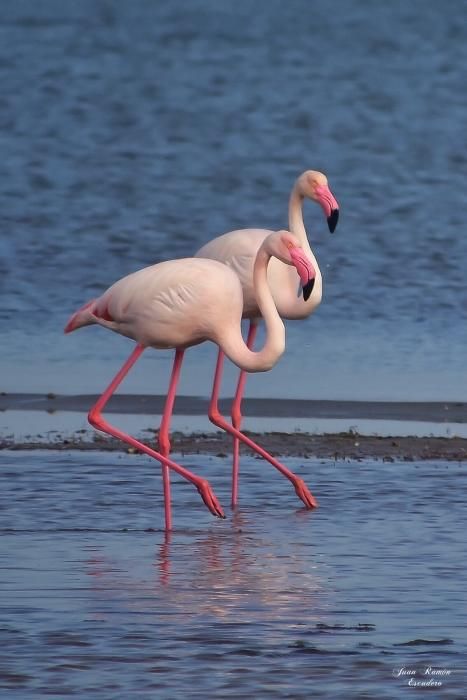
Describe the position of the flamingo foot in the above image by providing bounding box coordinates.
[293,478,319,509]
[197,480,226,519]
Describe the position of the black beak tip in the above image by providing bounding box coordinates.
[327,209,339,233]
[302,278,315,301]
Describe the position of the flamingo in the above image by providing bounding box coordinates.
[65,230,317,530]
[195,170,339,507]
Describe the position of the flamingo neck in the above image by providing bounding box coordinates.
[288,181,320,272]
[220,247,285,372]
[288,185,307,246]
[252,245,286,364]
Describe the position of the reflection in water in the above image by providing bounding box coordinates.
[2,451,466,698]
[158,530,171,586]
[84,510,327,628]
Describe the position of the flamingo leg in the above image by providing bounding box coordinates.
[208,351,318,509]
[88,344,225,526]
[157,348,185,531]
[230,321,258,507]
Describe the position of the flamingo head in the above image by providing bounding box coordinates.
[298,170,339,233]
[275,230,316,301]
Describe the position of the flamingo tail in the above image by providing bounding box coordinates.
[64,299,97,333]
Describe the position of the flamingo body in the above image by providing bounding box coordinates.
[66,258,245,352]
[195,170,338,320]
[196,228,323,320]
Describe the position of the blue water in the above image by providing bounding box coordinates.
[0,450,466,698]
[1,0,466,401]
[2,5,466,696]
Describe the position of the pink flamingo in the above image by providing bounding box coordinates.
[196,170,339,507]
[65,230,316,530]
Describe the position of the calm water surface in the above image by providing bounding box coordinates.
[0,450,466,698]
[0,0,466,401]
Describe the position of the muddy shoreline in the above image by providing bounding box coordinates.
[2,431,466,462]
[1,393,466,461]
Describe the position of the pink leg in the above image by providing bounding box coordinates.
[208,351,318,509]
[88,344,225,527]
[157,349,185,531]
[230,322,258,507]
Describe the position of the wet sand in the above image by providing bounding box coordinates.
[2,431,466,461]
[1,393,466,461]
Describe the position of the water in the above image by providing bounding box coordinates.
[1,6,466,693]
[0,450,466,698]
[1,0,467,401]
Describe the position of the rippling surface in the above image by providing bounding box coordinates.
[1,450,466,697]
[1,0,466,400]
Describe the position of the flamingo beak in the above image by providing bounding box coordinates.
[302,278,315,301]
[288,246,316,301]
[327,208,339,233]
[315,185,339,233]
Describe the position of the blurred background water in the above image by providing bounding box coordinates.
[1,0,466,401]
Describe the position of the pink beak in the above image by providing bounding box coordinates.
[315,185,339,232]
[288,247,316,301]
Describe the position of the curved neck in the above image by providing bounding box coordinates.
[219,247,285,372]
[288,183,307,245]
[288,181,321,274]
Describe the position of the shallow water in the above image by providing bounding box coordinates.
[1,450,466,698]
[1,0,467,401]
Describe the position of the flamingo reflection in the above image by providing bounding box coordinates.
[83,512,326,627]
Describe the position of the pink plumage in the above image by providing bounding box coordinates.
[66,230,318,529]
